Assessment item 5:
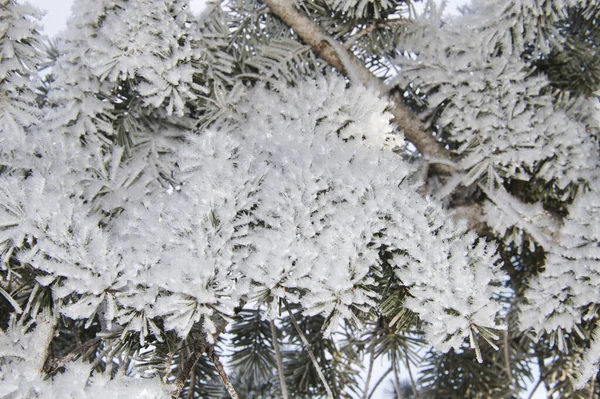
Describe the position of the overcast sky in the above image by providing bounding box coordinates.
[28,0,209,36]
[28,0,470,37]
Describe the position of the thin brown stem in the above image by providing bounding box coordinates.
[362,337,377,399]
[504,330,514,386]
[270,319,290,399]
[43,335,104,374]
[367,368,392,399]
[172,351,199,399]
[186,360,197,399]
[209,348,240,399]
[283,299,333,398]
[344,19,412,48]
[527,376,543,399]
[393,358,403,399]
[403,355,420,398]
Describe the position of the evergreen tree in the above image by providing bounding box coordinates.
[0,0,598,398]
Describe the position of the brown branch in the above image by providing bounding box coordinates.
[503,330,514,385]
[262,0,453,168]
[208,347,240,399]
[403,354,420,399]
[270,319,290,399]
[43,335,105,374]
[172,351,199,399]
[361,336,377,399]
[367,367,393,399]
[186,360,197,399]
[344,19,413,48]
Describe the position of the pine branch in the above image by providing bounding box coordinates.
[503,330,514,387]
[261,0,452,168]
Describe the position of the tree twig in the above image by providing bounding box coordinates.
[368,367,392,399]
[43,335,104,374]
[362,336,377,399]
[208,347,240,399]
[270,319,290,399]
[173,351,199,399]
[403,354,420,398]
[527,375,543,399]
[503,330,514,386]
[344,19,412,48]
[186,358,197,399]
[283,299,333,398]
[393,357,403,399]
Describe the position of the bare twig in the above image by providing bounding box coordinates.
[526,376,543,399]
[186,360,197,399]
[503,330,514,386]
[393,358,403,399]
[368,367,392,399]
[173,351,199,399]
[283,299,333,399]
[362,336,377,399]
[208,348,240,399]
[344,19,412,48]
[43,335,104,374]
[270,319,290,399]
[403,354,420,398]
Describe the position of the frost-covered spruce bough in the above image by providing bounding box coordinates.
[0,0,599,397]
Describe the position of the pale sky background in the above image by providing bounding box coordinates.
[28,0,471,37]
[26,0,546,397]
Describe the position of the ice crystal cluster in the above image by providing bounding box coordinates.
[1,0,599,396]
[394,0,600,390]
[2,74,505,345]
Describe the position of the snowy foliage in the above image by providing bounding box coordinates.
[1,0,599,396]
[393,2,598,189]
[0,317,171,398]
[0,0,42,165]
[520,187,600,335]
[2,75,505,353]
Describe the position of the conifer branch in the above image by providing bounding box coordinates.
[262,0,453,167]
[344,19,412,48]
[186,364,197,399]
[43,334,109,375]
[392,358,402,398]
